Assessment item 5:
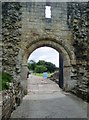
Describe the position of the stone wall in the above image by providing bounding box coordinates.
[2,2,22,80]
[67,2,89,101]
[2,2,24,119]
[2,80,24,119]
[50,71,59,84]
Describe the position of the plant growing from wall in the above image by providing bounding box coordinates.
[0,72,13,90]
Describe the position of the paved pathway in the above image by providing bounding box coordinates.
[11,75,87,118]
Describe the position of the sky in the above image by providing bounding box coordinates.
[45,6,51,18]
[28,47,59,67]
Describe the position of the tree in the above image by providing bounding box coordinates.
[35,65,47,73]
[36,60,56,73]
[45,62,56,73]
[28,60,57,73]
[28,60,36,71]
[36,60,45,66]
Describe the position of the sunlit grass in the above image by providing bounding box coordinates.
[33,73,53,78]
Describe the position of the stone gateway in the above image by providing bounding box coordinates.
[1,2,89,119]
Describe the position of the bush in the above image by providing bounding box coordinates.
[0,72,13,90]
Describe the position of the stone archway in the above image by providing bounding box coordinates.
[21,37,76,94]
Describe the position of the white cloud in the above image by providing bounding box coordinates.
[38,55,48,60]
[28,47,59,67]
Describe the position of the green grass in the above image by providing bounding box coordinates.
[33,73,52,78]
[0,72,13,90]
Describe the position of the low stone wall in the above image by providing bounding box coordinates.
[1,80,24,120]
[50,71,59,84]
[50,71,89,102]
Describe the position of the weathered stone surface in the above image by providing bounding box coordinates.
[2,2,22,77]
[67,2,89,101]
[50,71,59,84]
[2,2,23,119]
[2,80,24,119]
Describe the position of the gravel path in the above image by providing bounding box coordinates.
[11,75,87,118]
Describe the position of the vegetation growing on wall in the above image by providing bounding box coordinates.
[0,72,13,90]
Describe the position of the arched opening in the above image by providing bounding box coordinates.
[21,38,75,94]
[27,46,60,86]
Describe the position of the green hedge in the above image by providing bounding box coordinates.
[0,72,13,90]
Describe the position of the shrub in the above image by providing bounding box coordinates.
[0,72,13,90]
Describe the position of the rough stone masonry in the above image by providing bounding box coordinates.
[1,2,89,119]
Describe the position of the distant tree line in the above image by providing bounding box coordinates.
[28,60,58,73]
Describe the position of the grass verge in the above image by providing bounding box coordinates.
[33,73,52,78]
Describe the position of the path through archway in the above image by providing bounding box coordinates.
[20,38,75,94]
[27,46,60,87]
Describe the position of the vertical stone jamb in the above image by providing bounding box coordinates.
[0,1,2,119]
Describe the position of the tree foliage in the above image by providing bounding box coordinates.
[37,60,56,73]
[28,60,56,73]
[28,60,36,71]
[35,65,47,73]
